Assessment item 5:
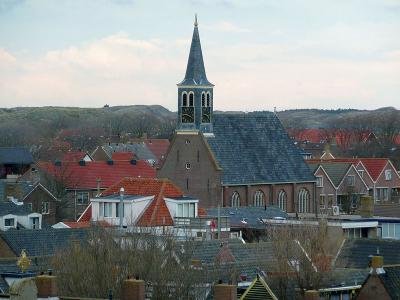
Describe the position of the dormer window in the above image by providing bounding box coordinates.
[182,92,188,107]
[189,92,194,106]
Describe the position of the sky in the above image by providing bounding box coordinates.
[0,0,399,111]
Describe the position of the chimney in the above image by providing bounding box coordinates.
[214,283,237,300]
[359,195,374,217]
[35,275,58,298]
[370,255,385,274]
[121,278,145,300]
[304,290,319,300]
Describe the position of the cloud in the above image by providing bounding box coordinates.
[204,21,251,33]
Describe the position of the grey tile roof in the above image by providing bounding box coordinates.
[205,112,316,185]
[178,23,212,86]
[0,228,88,257]
[380,266,400,299]
[335,238,400,269]
[104,143,156,162]
[0,147,33,165]
[0,201,31,216]
[206,206,288,229]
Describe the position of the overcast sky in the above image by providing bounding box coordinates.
[0,0,399,111]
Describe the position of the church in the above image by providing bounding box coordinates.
[158,17,316,214]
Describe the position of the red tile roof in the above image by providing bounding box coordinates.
[144,139,170,161]
[37,160,156,189]
[111,152,135,161]
[102,177,183,198]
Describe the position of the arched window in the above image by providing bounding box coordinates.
[231,192,240,207]
[277,190,287,211]
[253,190,265,207]
[189,92,194,106]
[206,92,211,107]
[201,92,205,107]
[298,188,310,213]
[182,92,188,107]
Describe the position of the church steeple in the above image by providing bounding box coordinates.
[177,15,214,133]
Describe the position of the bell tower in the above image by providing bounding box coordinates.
[177,15,214,133]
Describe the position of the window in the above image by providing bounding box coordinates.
[298,188,310,213]
[376,188,389,201]
[104,203,112,217]
[201,92,205,107]
[231,192,240,207]
[347,175,355,187]
[189,92,194,106]
[278,190,287,211]
[253,190,265,207]
[4,218,14,227]
[316,176,323,187]
[206,92,211,107]
[319,195,325,209]
[77,192,89,205]
[41,202,49,214]
[182,92,188,107]
[385,170,392,181]
[185,162,191,170]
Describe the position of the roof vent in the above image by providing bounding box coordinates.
[107,160,114,165]
[79,160,85,166]
[54,160,62,166]
[130,159,137,165]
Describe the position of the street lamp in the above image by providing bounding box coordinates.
[119,187,124,229]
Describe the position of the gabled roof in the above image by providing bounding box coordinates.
[0,147,33,165]
[308,162,352,187]
[178,17,213,87]
[37,160,156,190]
[102,177,183,198]
[240,275,278,300]
[205,112,315,185]
[335,239,400,269]
[0,228,88,257]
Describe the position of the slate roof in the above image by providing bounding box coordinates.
[37,160,156,189]
[380,265,400,299]
[0,147,33,165]
[0,201,31,216]
[206,206,288,229]
[0,228,88,257]
[205,112,315,185]
[335,239,400,269]
[308,162,351,187]
[178,19,213,86]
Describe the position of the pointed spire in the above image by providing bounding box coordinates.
[178,15,213,87]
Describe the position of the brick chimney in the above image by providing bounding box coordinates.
[304,290,319,300]
[214,283,237,300]
[121,278,145,300]
[35,275,58,298]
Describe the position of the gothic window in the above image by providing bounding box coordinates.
[182,92,188,107]
[231,192,240,207]
[253,190,265,207]
[206,92,211,107]
[278,190,287,211]
[298,188,310,213]
[189,92,194,106]
[201,92,206,107]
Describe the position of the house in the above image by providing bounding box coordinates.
[308,162,369,214]
[37,160,156,220]
[0,201,42,231]
[0,147,33,179]
[158,18,316,214]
